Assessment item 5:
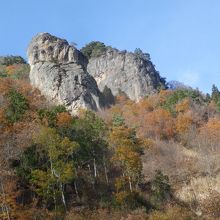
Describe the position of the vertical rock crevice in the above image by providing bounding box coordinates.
[87,48,166,102]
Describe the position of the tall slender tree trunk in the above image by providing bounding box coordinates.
[53,189,57,217]
[93,158,97,178]
[74,168,80,200]
[74,181,79,199]
[88,164,92,177]
[103,159,109,184]
[128,176,133,192]
[60,183,67,211]
[88,164,95,189]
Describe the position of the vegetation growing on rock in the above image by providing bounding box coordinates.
[81,41,108,59]
[0,56,30,79]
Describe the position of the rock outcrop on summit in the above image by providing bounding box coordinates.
[27,33,166,113]
[27,33,104,114]
[87,48,166,102]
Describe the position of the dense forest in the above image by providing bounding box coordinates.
[0,56,220,219]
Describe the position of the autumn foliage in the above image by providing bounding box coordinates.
[0,63,220,219]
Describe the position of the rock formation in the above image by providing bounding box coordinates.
[27,33,104,114]
[87,48,166,101]
[27,33,166,113]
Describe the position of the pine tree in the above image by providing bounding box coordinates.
[211,84,220,103]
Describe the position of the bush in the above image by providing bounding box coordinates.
[114,191,147,210]
[38,105,67,127]
[0,63,30,79]
[15,144,45,181]
[160,89,204,114]
[0,56,26,66]
[134,48,151,61]
[0,65,7,78]
[150,170,171,207]
[112,114,125,127]
[81,41,107,59]
[5,89,29,123]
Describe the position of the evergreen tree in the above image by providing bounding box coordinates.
[211,84,220,103]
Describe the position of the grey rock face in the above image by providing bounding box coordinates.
[27,33,87,67]
[27,33,166,113]
[28,33,103,114]
[87,48,166,101]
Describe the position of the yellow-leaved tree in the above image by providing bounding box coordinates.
[31,127,79,211]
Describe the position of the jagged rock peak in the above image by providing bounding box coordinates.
[27,32,87,67]
[27,33,104,114]
[87,46,166,101]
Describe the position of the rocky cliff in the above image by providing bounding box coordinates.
[87,47,166,101]
[27,33,166,113]
[27,33,104,114]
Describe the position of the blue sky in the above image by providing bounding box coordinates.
[1,0,220,93]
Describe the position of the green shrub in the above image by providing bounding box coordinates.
[114,191,147,210]
[134,48,151,61]
[112,114,125,127]
[0,64,7,77]
[5,89,29,123]
[0,63,30,79]
[150,170,171,207]
[15,144,47,181]
[0,56,26,66]
[81,41,107,59]
[38,105,67,127]
[160,89,204,114]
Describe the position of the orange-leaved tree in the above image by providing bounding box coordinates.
[142,108,175,139]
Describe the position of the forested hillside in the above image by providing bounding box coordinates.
[0,56,220,219]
